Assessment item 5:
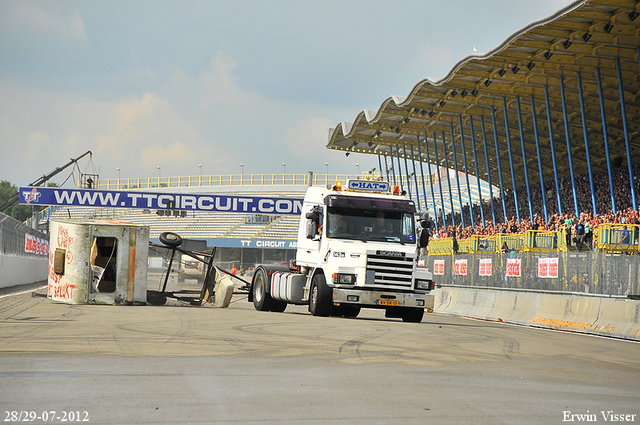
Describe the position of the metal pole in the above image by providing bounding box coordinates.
[402,144,412,199]
[530,94,548,223]
[422,132,440,231]
[480,115,496,226]
[502,97,520,224]
[544,85,563,216]
[395,144,404,193]
[516,96,534,221]
[596,67,616,214]
[469,116,486,228]
[576,72,597,217]
[429,131,447,229]
[410,148,420,209]
[440,130,456,228]
[559,75,580,217]
[616,56,637,210]
[491,106,508,223]
[416,135,430,217]
[449,123,466,228]
[458,115,475,229]
[387,151,396,186]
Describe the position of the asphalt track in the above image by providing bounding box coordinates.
[0,285,639,425]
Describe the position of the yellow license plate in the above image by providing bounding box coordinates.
[377,299,399,306]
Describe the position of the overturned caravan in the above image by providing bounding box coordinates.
[48,219,149,305]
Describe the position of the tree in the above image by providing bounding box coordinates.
[0,180,49,221]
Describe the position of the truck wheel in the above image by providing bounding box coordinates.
[159,232,182,247]
[252,268,274,311]
[402,307,424,323]
[309,274,331,317]
[342,305,361,318]
[270,300,288,313]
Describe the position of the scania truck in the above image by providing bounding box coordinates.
[248,179,434,322]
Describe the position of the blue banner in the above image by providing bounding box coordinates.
[19,187,304,215]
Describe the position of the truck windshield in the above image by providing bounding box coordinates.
[325,207,416,244]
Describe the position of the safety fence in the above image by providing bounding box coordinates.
[95,173,381,190]
[425,251,640,297]
[428,224,640,255]
[0,212,49,257]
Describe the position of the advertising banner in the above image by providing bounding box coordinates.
[479,258,492,276]
[433,259,445,275]
[19,187,304,215]
[25,234,49,256]
[506,258,521,277]
[454,258,467,276]
[538,257,559,278]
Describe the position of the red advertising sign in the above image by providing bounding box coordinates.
[538,257,558,278]
[433,259,445,275]
[479,258,492,276]
[25,234,49,256]
[506,258,521,277]
[454,259,467,276]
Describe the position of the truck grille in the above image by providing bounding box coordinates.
[366,253,413,288]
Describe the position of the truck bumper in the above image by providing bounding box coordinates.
[332,288,434,310]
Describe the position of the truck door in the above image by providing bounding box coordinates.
[296,203,324,265]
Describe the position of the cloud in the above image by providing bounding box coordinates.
[200,51,263,109]
[284,116,334,158]
[1,2,88,45]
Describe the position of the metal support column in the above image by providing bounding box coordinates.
[544,85,563,216]
[410,148,420,208]
[395,144,404,193]
[516,96,533,221]
[491,106,508,222]
[559,75,580,217]
[480,115,496,226]
[427,131,446,229]
[385,153,394,185]
[439,130,457,228]
[530,94,548,223]
[502,97,520,224]
[616,56,637,210]
[596,67,616,214]
[417,135,437,229]
[576,72,597,217]
[449,123,466,228]
[377,154,384,183]
[458,115,475,229]
[402,145,412,199]
[469,116,486,227]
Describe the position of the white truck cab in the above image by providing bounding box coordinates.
[249,180,434,322]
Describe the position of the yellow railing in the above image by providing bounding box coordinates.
[427,238,453,255]
[428,232,544,255]
[595,223,640,253]
[95,173,385,190]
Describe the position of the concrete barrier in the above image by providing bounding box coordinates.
[433,286,640,341]
[0,255,48,289]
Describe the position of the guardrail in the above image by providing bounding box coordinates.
[428,225,640,255]
[95,173,387,190]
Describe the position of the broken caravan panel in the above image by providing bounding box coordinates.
[248,179,435,322]
[48,219,149,305]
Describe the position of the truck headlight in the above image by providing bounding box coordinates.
[416,280,432,290]
[332,273,356,284]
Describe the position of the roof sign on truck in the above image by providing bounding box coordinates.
[347,180,390,192]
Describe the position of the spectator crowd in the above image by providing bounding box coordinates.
[426,161,640,249]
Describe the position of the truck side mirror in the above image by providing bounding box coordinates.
[306,219,317,239]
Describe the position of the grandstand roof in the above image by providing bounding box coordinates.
[327,0,640,191]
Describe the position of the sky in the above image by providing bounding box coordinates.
[0,0,576,186]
